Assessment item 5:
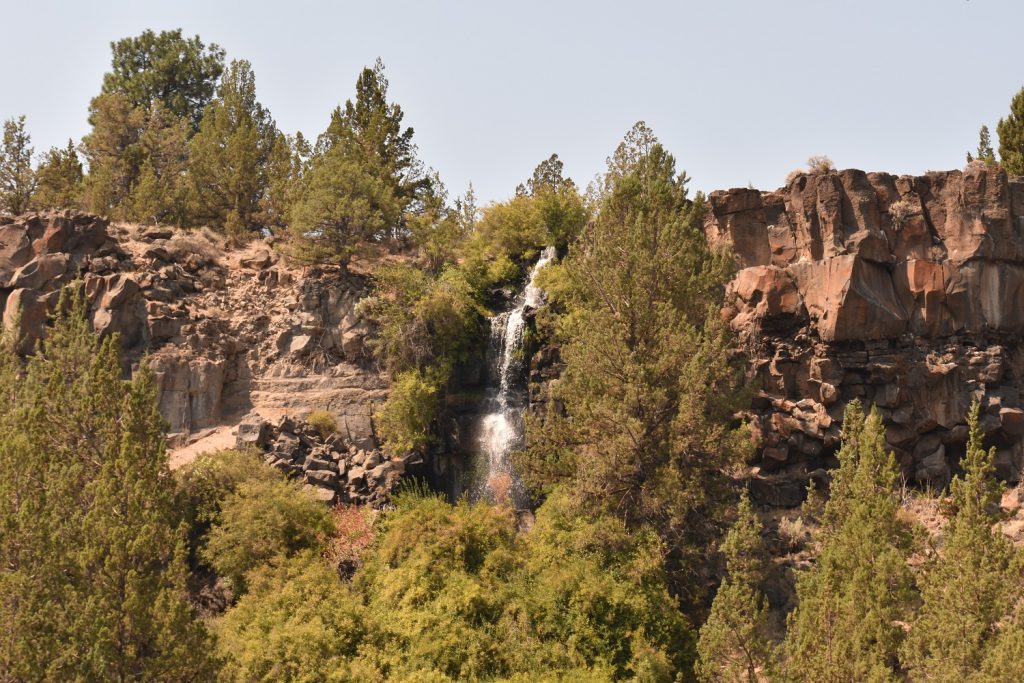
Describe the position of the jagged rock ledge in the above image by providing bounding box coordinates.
[235,414,419,506]
[706,164,1024,504]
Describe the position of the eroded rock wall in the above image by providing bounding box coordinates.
[707,165,1024,504]
[0,211,385,453]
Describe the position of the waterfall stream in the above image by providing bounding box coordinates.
[470,246,557,507]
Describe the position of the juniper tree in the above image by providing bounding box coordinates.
[287,59,435,264]
[0,288,216,681]
[696,491,771,683]
[32,140,83,210]
[780,403,915,682]
[187,59,283,234]
[519,122,746,604]
[81,96,189,221]
[0,115,36,215]
[998,86,1024,175]
[967,125,997,165]
[900,402,1022,681]
[98,28,225,133]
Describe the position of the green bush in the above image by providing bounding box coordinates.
[375,368,444,456]
[200,477,334,595]
[306,409,339,437]
[215,552,372,682]
[176,447,282,558]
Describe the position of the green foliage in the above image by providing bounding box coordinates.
[998,86,1024,175]
[696,492,771,683]
[361,263,485,375]
[187,59,283,234]
[0,288,216,680]
[306,409,339,437]
[374,368,444,456]
[0,115,36,214]
[32,139,83,210]
[968,125,997,165]
[215,551,370,683]
[344,488,691,681]
[175,447,282,559]
[287,59,435,264]
[520,122,746,601]
[780,403,915,682]
[900,402,1023,681]
[461,155,587,293]
[99,28,225,132]
[82,96,189,222]
[200,476,334,595]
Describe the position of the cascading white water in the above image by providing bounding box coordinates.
[471,246,557,507]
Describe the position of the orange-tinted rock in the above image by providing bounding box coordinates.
[709,166,1024,491]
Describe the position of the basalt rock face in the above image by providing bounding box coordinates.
[235,414,417,507]
[0,211,385,456]
[707,165,1024,503]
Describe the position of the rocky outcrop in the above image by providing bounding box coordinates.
[0,211,385,456]
[0,212,148,355]
[707,164,1024,502]
[235,414,416,506]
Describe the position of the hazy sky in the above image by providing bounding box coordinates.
[1,0,1021,204]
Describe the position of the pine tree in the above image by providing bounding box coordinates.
[187,59,282,234]
[997,86,1024,175]
[900,402,1021,681]
[82,96,189,221]
[287,59,435,264]
[32,140,83,210]
[0,288,217,680]
[696,491,771,683]
[780,402,915,682]
[967,125,997,165]
[521,122,746,604]
[0,115,36,215]
[99,28,225,133]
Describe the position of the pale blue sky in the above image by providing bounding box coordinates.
[0,0,1020,204]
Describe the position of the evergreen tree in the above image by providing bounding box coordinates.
[520,122,745,602]
[98,28,225,133]
[780,403,915,682]
[127,102,189,224]
[0,289,216,680]
[997,86,1024,175]
[287,59,435,264]
[696,491,771,683]
[32,140,83,210]
[0,115,36,215]
[187,59,282,234]
[900,402,1022,681]
[967,125,997,165]
[81,96,189,221]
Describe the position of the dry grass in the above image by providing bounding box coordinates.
[806,155,835,174]
[888,198,918,230]
[165,230,224,267]
[777,515,813,552]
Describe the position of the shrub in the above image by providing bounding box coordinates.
[215,552,372,682]
[374,368,444,455]
[888,198,917,230]
[806,155,835,174]
[306,409,338,437]
[200,477,334,595]
[176,448,282,557]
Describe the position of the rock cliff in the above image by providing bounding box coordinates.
[706,164,1024,504]
[0,211,399,499]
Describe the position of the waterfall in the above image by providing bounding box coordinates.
[471,246,557,507]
